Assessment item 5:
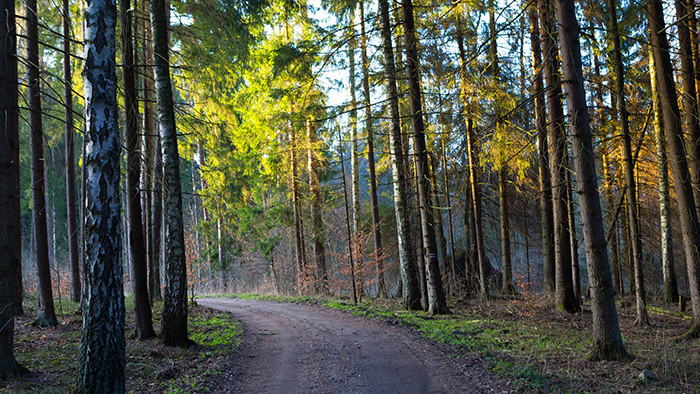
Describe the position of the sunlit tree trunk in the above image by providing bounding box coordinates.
[151,0,190,346]
[648,0,700,337]
[555,0,627,359]
[79,0,126,387]
[0,0,26,376]
[123,0,155,339]
[28,0,58,328]
[649,51,678,303]
[607,0,646,324]
[378,0,420,309]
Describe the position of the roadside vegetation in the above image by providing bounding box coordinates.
[2,296,243,392]
[233,292,699,393]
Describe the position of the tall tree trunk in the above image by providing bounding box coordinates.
[540,0,578,312]
[151,0,190,346]
[401,0,449,314]
[360,0,386,297]
[499,167,515,295]
[529,3,554,296]
[290,124,307,294]
[456,16,488,298]
[79,0,126,387]
[567,171,581,300]
[607,0,647,325]
[349,10,361,240]
[647,0,700,337]
[378,0,421,310]
[64,0,80,305]
[649,51,678,303]
[122,0,155,339]
[151,134,163,301]
[675,0,700,221]
[555,0,627,359]
[307,118,327,294]
[28,0,58,328]
[0,0,26,375]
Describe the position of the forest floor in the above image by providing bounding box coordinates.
[1,292,698,392]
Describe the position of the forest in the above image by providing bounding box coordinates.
[0,0,699,389]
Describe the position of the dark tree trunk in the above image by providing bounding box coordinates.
[555,0,627,359]
[539,0,578,312]
[0,0,27,376]
[499,168,515,295]
[64,0,80,305]
[290,124,307,294]
[151,133,163,301]
[529,3,554,296]
[151,0,190,347]
[360,0,386,297]
[79,0,126,388]
[648,0,700,337]
[307,119,327,294]
[401,0,449,314]
[675,0,700,222]
[378,0,421,310]
[122,0,155,339]
[28,0,58,328]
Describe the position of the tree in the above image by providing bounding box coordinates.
[64,0,80,305]
[378,0,421,310]
[151,0,191,346]
[78,0,126,388]
[555,0,627,360]
[647,0,700,338]
[649,51,678,303]
[307,118,327,294]
[28,0,58,328]
[539,0,578,312]
[0,0,27,377]
[402,0,449,315]
[123,0,155,339]
[606,0,646,325]
[359,0,386,297]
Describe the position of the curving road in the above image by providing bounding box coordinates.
[198,298,508,393]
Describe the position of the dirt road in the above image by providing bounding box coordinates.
[198,298,509,393]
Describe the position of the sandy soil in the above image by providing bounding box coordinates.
[198,298,511,393]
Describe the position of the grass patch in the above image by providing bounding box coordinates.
[4,296,243,392]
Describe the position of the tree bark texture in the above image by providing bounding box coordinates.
[0,0,26,377]
[647,0,700,336]
[151,0,190,346]
[378,0,421,310]
[555,0,627,359]
[28,0,58,328]
[122,0,155,339]
[79,0,126,388]
[401,0,449,315]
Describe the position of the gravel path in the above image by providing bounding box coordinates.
[198,298,510,393]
